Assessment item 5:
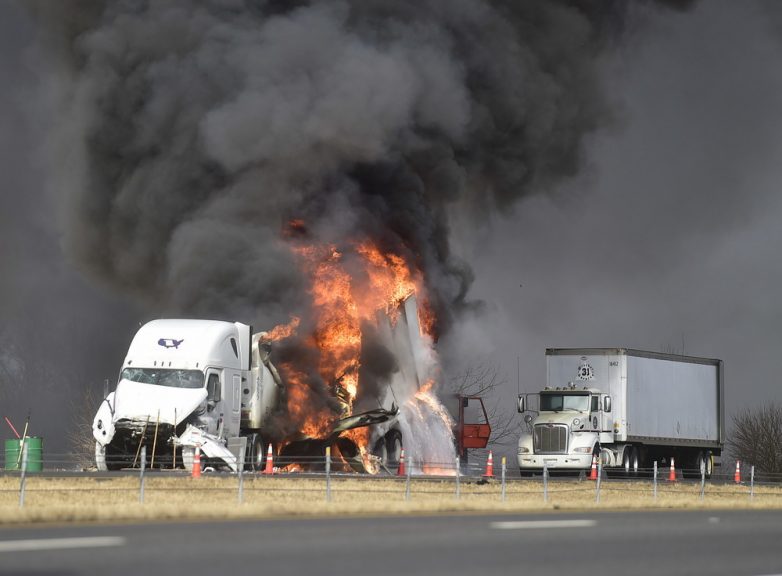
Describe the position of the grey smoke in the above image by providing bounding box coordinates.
[29,0,652,335]
[2,0,708,451]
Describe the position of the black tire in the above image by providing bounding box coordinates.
[695,451,713,479]
[248,433,266,472]
[622,446,634,477]
[704,451,714,479]
[631,447,641,476]
[385,430,403,474]
[372,437,389,472]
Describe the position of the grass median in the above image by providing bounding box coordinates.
[1,474,781,525]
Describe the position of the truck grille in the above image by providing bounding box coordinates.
[534,424,568,454]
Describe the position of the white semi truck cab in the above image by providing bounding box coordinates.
[517,385,613,473]
[92,319,284,471]
[517,349,723,477]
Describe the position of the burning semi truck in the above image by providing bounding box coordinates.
[93,295,446,473]
[517,348,724,477]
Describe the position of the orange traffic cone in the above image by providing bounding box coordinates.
[191,445,201,479]
[484,451,494,477]
[734,460,741,483]
[396,448,406,477]
[668,457,677,482]
[263,444,274,475]
[589,454,598,480]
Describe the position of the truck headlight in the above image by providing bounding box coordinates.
[573,446,593,454]
[518,447,530,453]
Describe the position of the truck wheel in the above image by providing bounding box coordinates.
[704,452,714,479]
[248,434,266,472]
[95,442,108,471]
[631,448,640,476]
[622,446,634,476]
[95,442,124,471]
[372,438,389,471]
[385,430,403,473]
[182,446,195,471]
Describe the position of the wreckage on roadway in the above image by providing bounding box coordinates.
[93,297,427,473]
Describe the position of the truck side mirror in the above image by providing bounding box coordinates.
[517,395,525,413]
[524,414,533,424]
[604,396,611,413]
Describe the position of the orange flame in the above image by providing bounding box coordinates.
[280,221,444,472]
[266,316,301,341]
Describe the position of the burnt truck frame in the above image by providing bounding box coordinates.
[93,296,429,473]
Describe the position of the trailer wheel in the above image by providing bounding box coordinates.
[385,430,403,473]
[631,448,640,476]
[697,451,713,479]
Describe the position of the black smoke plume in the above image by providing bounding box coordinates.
[30,0,682,330]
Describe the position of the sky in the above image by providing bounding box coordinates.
[454,0,782,420]
[1,1,781,457]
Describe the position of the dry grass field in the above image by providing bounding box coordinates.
[1,474,781,525]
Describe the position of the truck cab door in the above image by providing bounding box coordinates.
[205,371,222,435]
[226,371,242,438]
[600,394,614,445]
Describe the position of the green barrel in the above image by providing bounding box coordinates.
[4,437,43,472]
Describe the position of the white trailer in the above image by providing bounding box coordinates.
[93,296,428,472]
[517,349,724,477]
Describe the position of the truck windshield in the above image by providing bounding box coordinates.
[120,368,204,389]
[540,394,589,412]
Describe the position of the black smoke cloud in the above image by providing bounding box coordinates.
[4,0,699,446]
[29,0,668,334]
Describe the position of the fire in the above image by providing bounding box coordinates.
[279,220,447,473]
[266,316,301,341]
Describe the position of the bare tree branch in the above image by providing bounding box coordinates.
[728,404,782,475]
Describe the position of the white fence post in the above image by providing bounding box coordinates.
[455,456,460,500]
[501,457,506,502]
[18,443,28,508]
[543,464,548,503]
[139,446,146,504]
[238,460,244,504]
[325,446,332,503]
[405,452,412,501]
[653,461,658,500]
[595,461,602,504]
[750,465,755,501]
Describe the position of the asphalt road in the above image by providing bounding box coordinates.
[1,509,781,576]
